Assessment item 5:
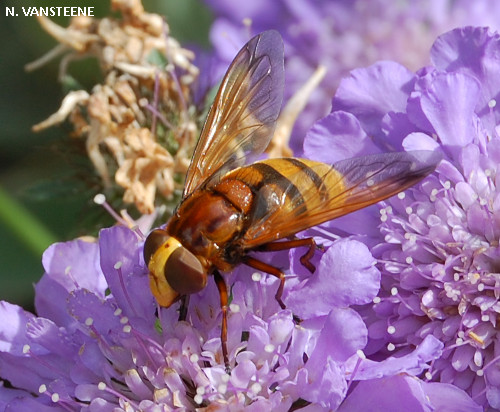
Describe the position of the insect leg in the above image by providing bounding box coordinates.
[178,295,190,321]
[213,270,230,373]
[255,237,317,273]
[242,256,287,310]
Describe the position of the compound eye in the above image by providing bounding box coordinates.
[165,247,207,295]
[144,230,207,307]
[143,229,169,266]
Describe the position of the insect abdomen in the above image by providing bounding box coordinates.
[223,157,344,221]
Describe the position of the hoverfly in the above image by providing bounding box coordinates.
[144,30,440,370]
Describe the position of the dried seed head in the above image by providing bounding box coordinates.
[29,0,200,214]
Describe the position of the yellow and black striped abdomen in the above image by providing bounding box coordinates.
[219,151,440,248]
[221,157,346,246]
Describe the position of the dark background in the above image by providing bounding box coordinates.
[0,0,212,308]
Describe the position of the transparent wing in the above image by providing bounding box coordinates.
[241,150,441,247]
[183,30,284,197]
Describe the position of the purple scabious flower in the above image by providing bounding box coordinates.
[0,227,478,410]
[202,0,500,154]
[303,25,500,410]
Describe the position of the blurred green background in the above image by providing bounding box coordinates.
[0,0,212,309]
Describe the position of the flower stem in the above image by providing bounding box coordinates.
[0,185,57,256]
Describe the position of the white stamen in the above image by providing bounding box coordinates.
[397,192,405,199]
[98,382,107,390]
[264,344,275,353]
[39,384,47,393]
[387,326,396,335]
[373,296,381,304]
[391,287,398,296]
[85,317,94,326]
[123,325,132,333]
[190,354,199,363]
[93,193,106,205]
[114,308,122,316]
[430,189,438,201]
[252,272,262,282]
[387,343,395,351]
[229,303,240,313]
[488,99,497,108]
[114,261,123,270]
[251,382,262,394]
[474,350,483,367]
[51,393,60,403]
[120,316,129,324]
[23,344,30,354]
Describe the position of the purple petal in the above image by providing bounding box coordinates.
[422,380,483,412]
[402,132,440,151]
[230,359,257,388]
[381,112,419,149]
[26,317,77,359]
[286,239,380,318]
[353,335,443,379]
[431,27,500,126]
[34,275,74,328]
[0,302,34,355]
[35,238,106,327]
[66,289,122,337]
[301,359,345,410]
[0,352,54,394]
[307,307,367,365]
[304,111,380,163]
[338,374,430,412]
[0,385,30,404]
[416,72,480,154]
[41,238,106,296]
[332,61,415,140]
[204,0,283,28]
[338,374,480,412]
[98,226,155,322]
[2,396,61,412]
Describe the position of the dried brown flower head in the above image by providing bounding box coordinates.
[28,0,200,214]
